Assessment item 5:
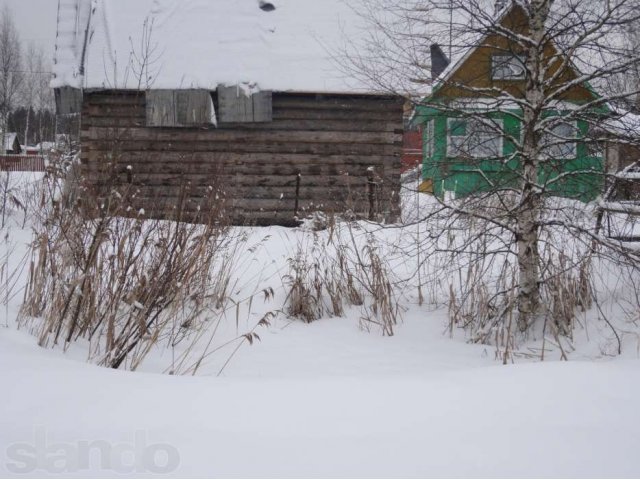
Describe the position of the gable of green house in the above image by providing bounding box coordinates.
[416,4,606,202]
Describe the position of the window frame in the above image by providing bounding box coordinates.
[446,117,504,159]
[542,120,579,160]
[491,54,526,80]
[424,119,435,158]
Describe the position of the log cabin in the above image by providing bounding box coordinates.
[52,0,403,226]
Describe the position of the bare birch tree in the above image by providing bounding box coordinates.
[347,0,640,345]
[21,42,37,146]
[0,5,22,152]
[21,42,54,147]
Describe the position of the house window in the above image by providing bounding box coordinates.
[447,118,504,158]
[542,121,578,159]
[491,54,525,80]
[424,120,434,158]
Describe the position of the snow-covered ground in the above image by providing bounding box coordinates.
[0,173,639,477]
[2,325,640,478]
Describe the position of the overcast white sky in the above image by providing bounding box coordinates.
[0,0,59,62]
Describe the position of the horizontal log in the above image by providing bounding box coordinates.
[106,193,354,210]
[85,140,401,156]
[270,96,403,112]
[86,165,394,179]
[82,117,147,129]
[272,108,401,122]
[97,196,377,225]
[235,198,356,212]
[213,119,402,133]
[84,104,145,118]
[81,163,399,182]
[84,89,400,102]
[85,151,398,166]
[83,183,392,204]
[108,204,371,222]
[271,91,400,100]
[82,104,401,122]
[82,116,402,133]
[110,201,391,219]
[86,172,376,188]
[231,202,362,215]
[84,94,146,106]
[84,176,385,192]
[85,127,402,145]
[82,153,400,171]
[82,90,402,115]
[83,109,400,124]
[84,180,399,200]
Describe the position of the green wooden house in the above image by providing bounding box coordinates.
[416,3,607,201]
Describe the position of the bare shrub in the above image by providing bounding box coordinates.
[284,234,329,322]
[17,159,246,371]
[283,220,401,335]
[357,236,400,336]
[433,194,607,359]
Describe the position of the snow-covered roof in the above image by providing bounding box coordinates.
[52,0,378,93]
[600,108,640,137]
[3,133,18,151]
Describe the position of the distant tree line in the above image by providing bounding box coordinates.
[0,5,55,151]
[7,107,55,146]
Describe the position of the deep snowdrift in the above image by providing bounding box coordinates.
[0,172,639,477]
[1,325,639,477]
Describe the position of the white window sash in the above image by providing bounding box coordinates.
[447,118,504,158]
[425,120,434,158]
[542,120,578,160]
[491,54,526,80]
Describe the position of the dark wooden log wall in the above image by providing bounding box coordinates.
[80,90,403,226]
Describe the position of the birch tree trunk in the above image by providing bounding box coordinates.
[516,0,551,331]
[0,6,22,152]
[23,108,30,147]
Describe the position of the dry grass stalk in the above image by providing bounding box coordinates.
[440,200,599,354]
[283,220,401,336]
[357,237,400,336]
[17,152,245,371]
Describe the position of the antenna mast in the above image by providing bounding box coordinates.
[448,0,453,59]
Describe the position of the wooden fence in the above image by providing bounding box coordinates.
[0,155,46,172]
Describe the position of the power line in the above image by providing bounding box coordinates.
[0,70,52,75]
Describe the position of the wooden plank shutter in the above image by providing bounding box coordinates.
[252,91,273,122]
[146,90,176,126]
[146,89,214,127]
[218,86,272,123]
[54,87,83,115]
